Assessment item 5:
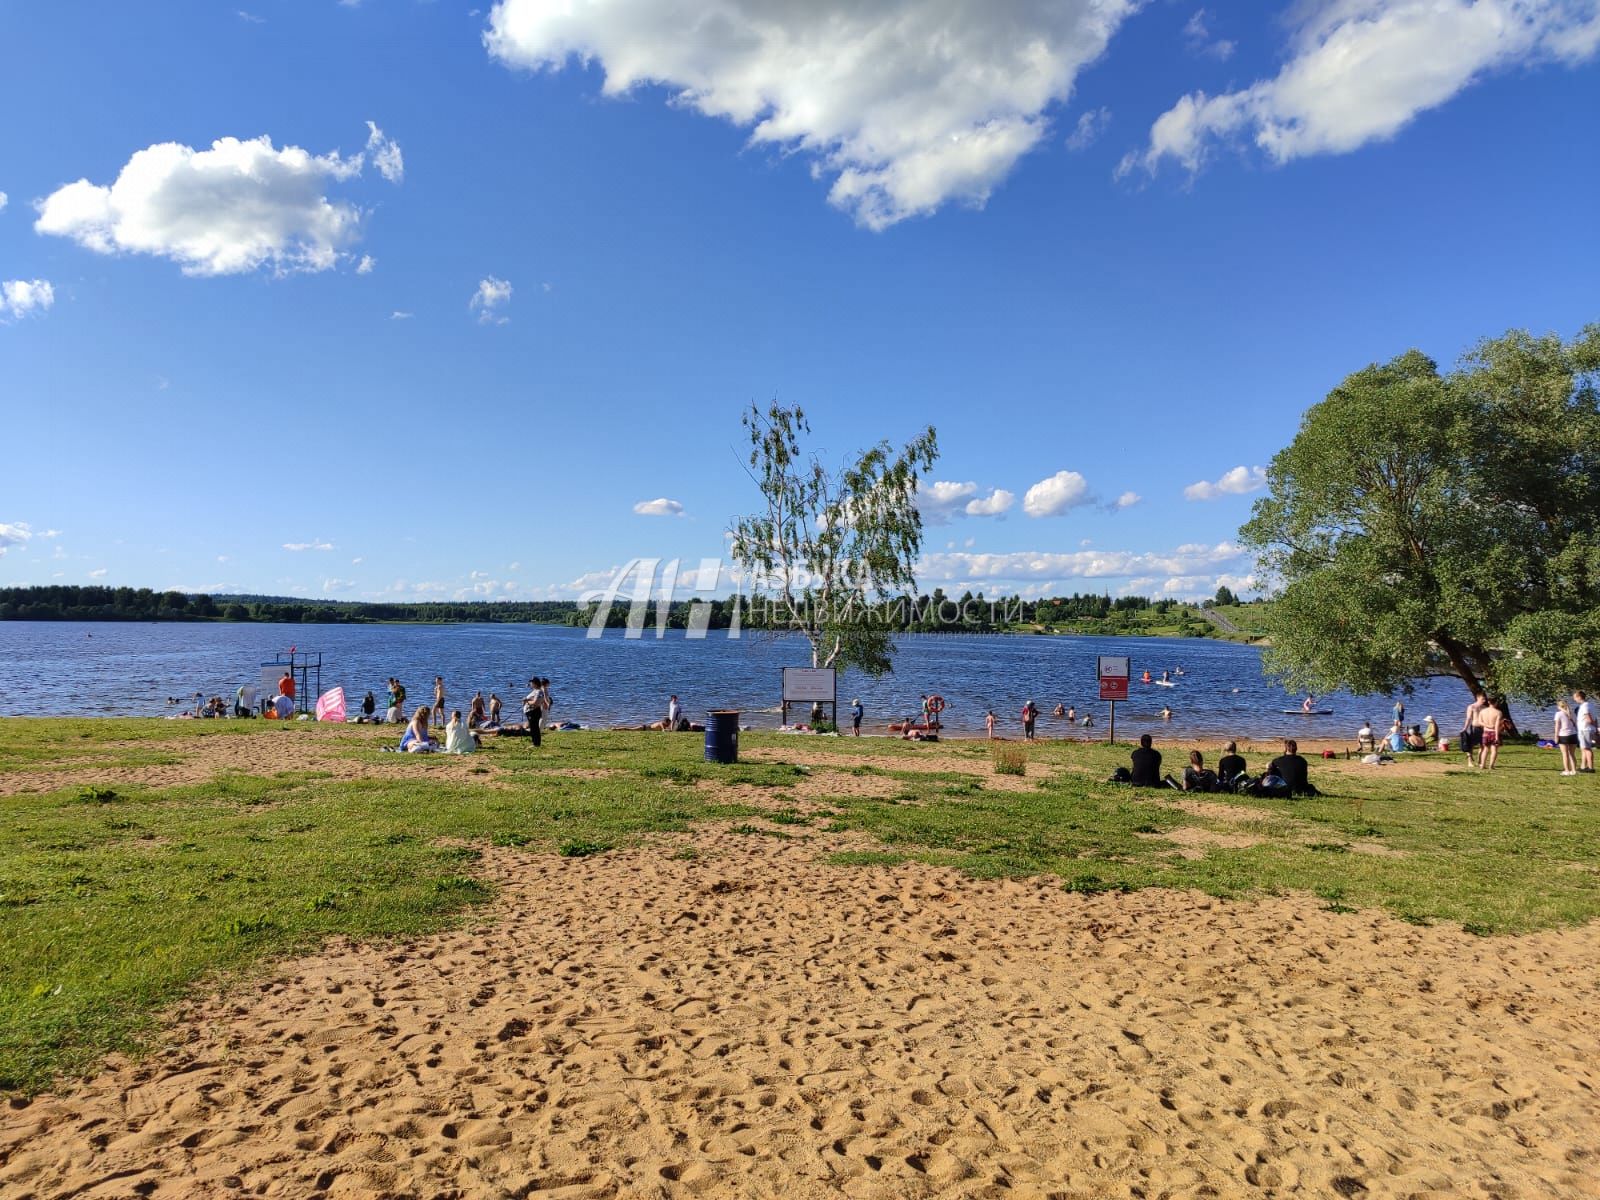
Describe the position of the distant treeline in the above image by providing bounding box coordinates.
[0,584,1258,634]
[0,586,579,626]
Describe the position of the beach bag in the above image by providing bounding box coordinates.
[1254,774,1290,799]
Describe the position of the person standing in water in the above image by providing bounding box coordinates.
[985,710,996,739]
[432,676,446,728]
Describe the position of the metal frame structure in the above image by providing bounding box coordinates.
[260,649,322,714]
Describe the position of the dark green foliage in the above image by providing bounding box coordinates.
[1244,325,1600,701]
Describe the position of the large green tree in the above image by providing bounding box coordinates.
[730,402,937,674]
[1242,325,1600,703]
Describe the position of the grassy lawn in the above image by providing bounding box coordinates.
[2,718,1596,1094]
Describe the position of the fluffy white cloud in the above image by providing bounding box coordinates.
[88,568,107,578]
[1183,9,1235,61]
[918,540,1247,585]
[35,125,402,276]
[0,279,54,321]
[1183,465,1266,501]
[471,276,512,323]
[390,310,413,320]
[356,254,376,274]
[965,488,1015,517]
[1113,490,1141,509]
[1065,106,1112,150]
[0,522,33,555]
[283,539,335,551]
[915,480,977,523]
[1129,0,1600,175]
[485,0,1139,230]
[321,578,356,593]
[0,192,8,212]
[1023,469,1092,517]
[632,497,685,517]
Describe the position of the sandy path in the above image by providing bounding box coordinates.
[4,830,1598,1200]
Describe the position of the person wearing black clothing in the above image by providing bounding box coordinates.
[1129,734,1162,788]
[1180,750,1218,792]
[1217,741,1246,785]
[1267,738,1318,796]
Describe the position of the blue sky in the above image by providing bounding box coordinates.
[2,0,1596,604]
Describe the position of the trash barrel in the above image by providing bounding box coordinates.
[705,710,740,764]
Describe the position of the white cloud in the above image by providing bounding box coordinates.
[918,541,1246,585]
[485,0,1139,230]
[1065,106,1112,150]
[351,556,364,564]
[238,10,265,23]
[1113,490,1141,510]
[1183,465,1266,501]
[1023,470,1092,518]
[35,125,402,276]
[470,276,512,323]
[356,254,376,274]
[633,497,685,517]
[915,480,977,523]
[965,488,1015,517]
[1129,0,1600,176]
[390,310,413,320]
[282,539,335,551]
[321,578,356,592]
[0,192,8,212]
[0,522,33,555]
[88,568,107,578]
[364,121,404,184]
[1183,9,1235,61]
[0,279,55,321]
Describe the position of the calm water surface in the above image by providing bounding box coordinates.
[0,621,1503,742]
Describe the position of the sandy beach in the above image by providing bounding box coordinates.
[3,726,1598,1199]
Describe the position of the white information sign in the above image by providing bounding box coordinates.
[1097,655,1130,680]
[782,667,837,703]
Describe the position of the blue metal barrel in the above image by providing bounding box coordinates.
[704,710,740,764]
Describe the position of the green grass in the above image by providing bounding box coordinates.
[2,718,1597,1095]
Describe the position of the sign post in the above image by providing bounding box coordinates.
[1097,655,1130,743]
[781,667,838,728]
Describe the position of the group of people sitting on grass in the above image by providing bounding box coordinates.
[1116,734,1319,797]
[395,705,480,755]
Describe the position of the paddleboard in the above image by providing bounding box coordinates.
[1153,679,1177,688]
[1281,709,1334,715]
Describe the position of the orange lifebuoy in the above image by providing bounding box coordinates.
[927,695,946,714]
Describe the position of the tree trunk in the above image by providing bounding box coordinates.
[1435,633,1484,697]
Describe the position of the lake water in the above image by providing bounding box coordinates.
[0,620,1501,742]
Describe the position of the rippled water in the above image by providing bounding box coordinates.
[0,620,1504,742]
